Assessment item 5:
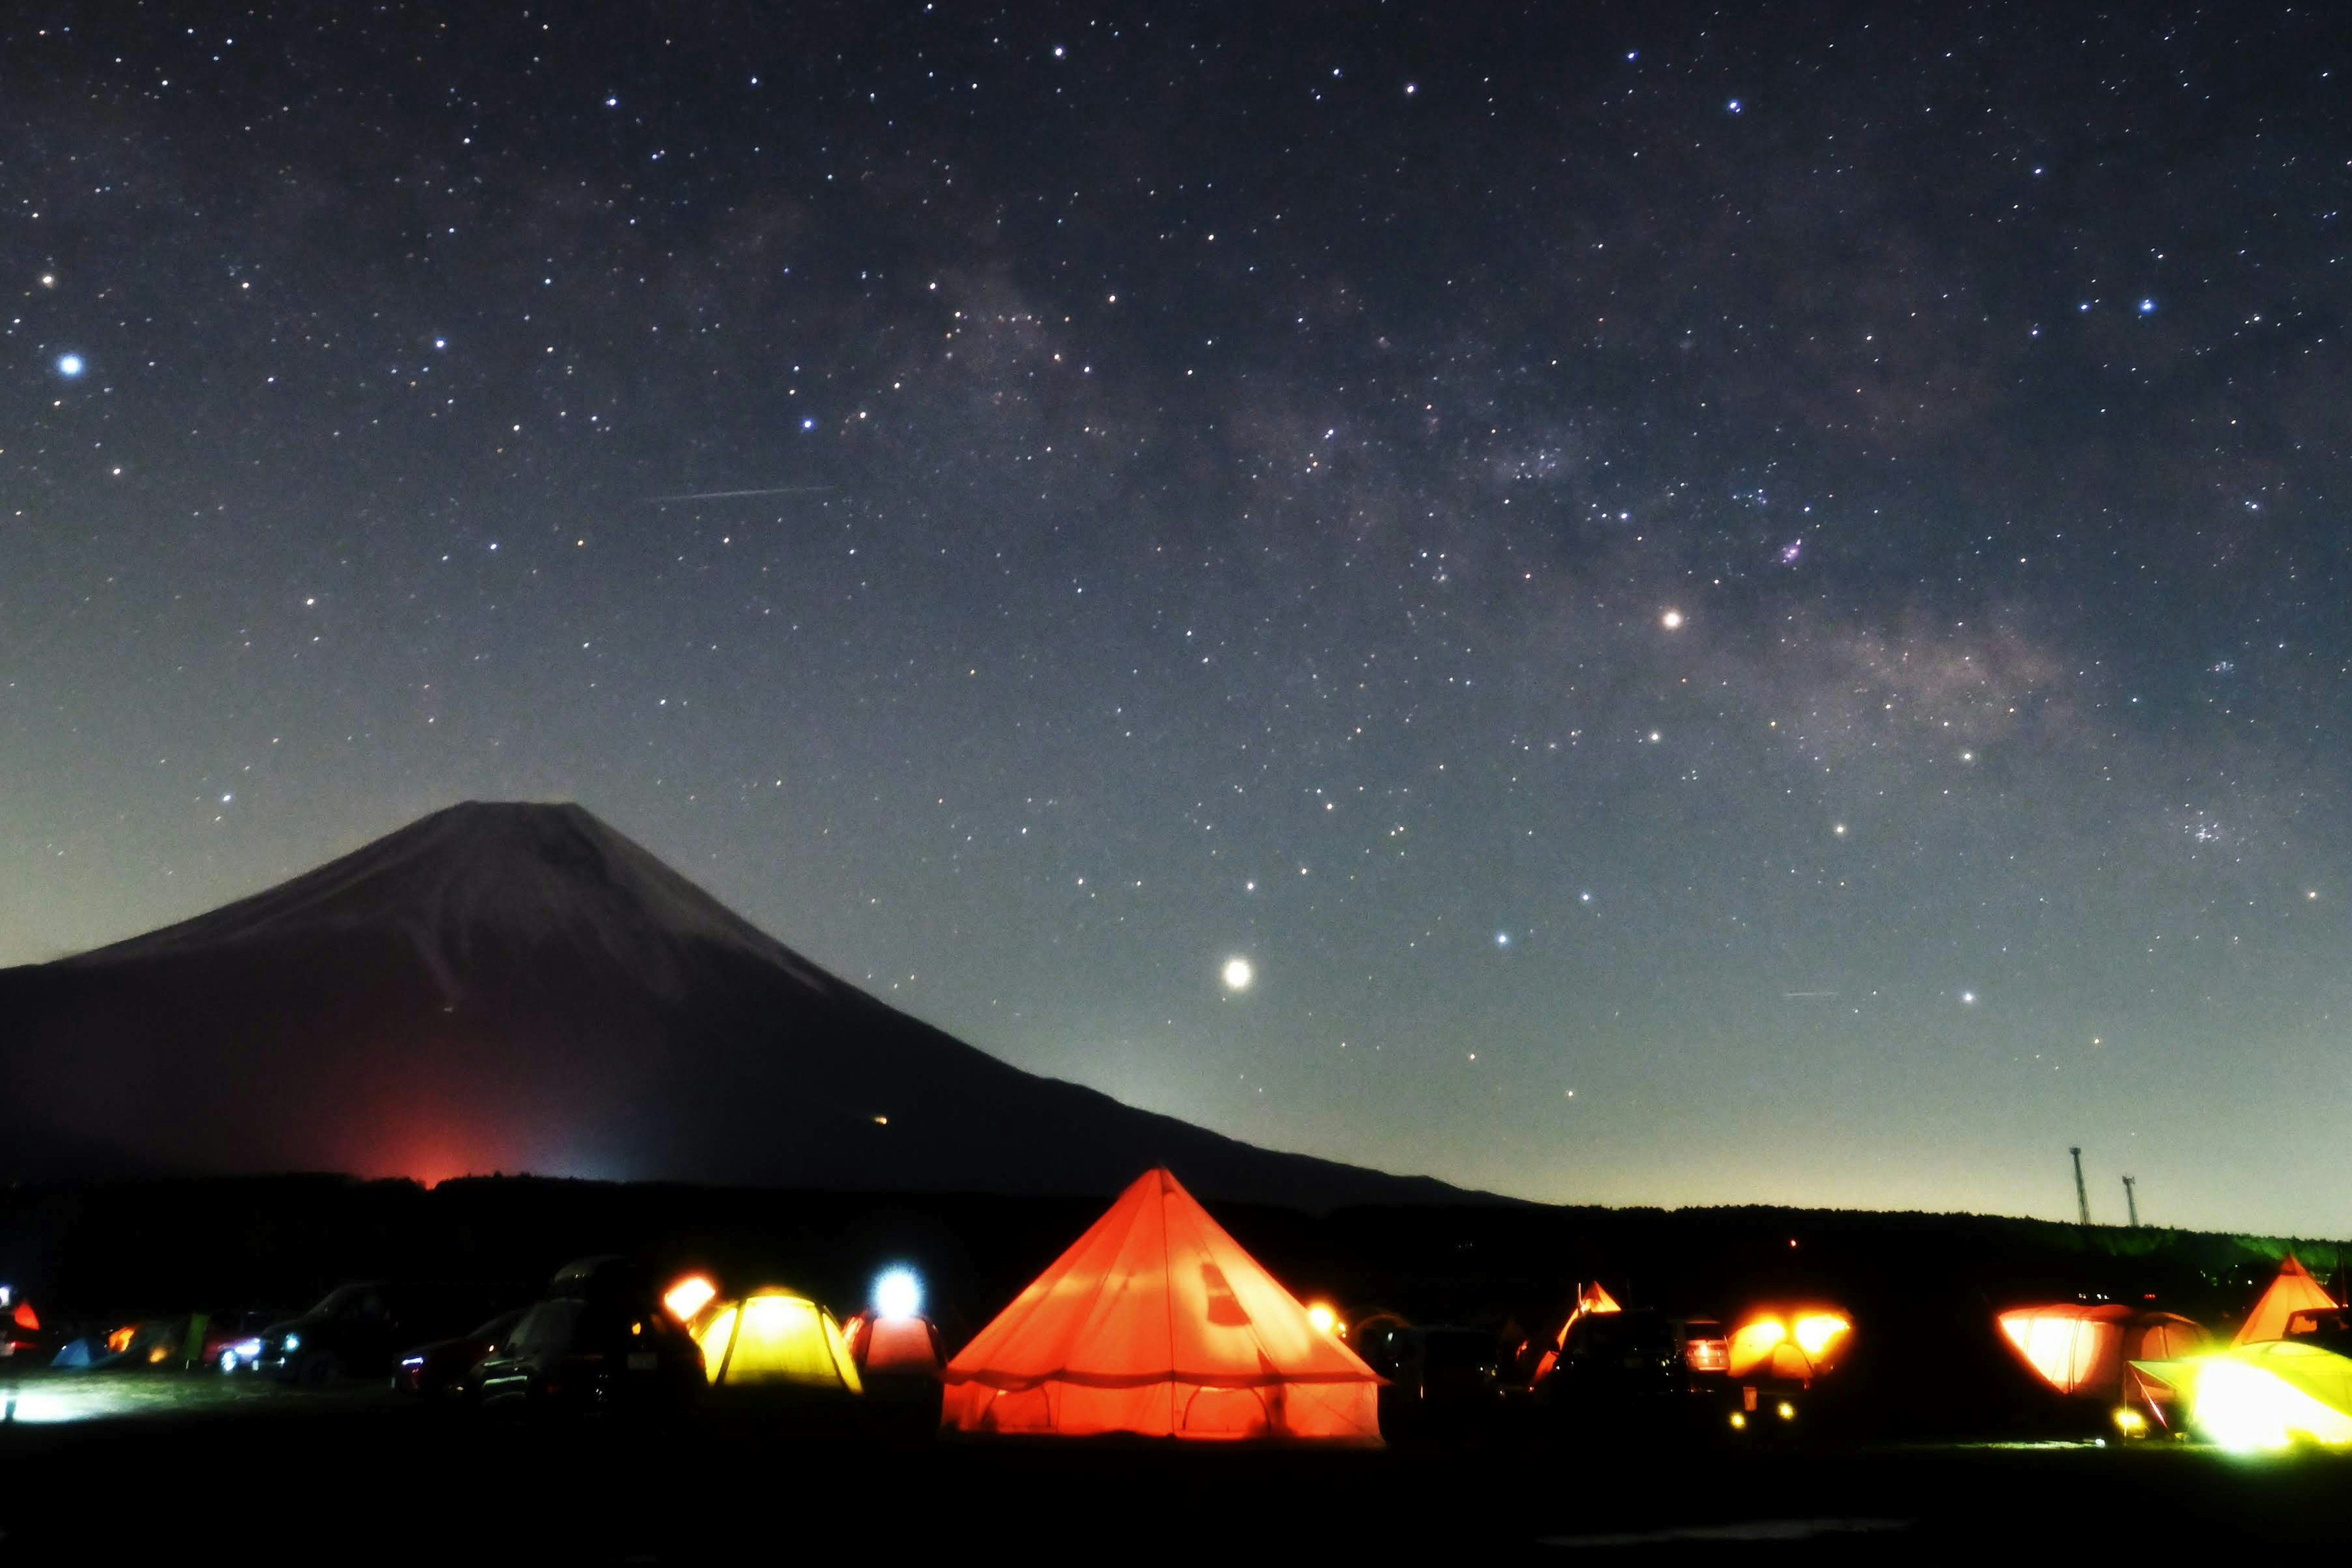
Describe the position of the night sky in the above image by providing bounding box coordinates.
[7,2,2351,1234]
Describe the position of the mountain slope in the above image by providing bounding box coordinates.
[0,802,1487,1210]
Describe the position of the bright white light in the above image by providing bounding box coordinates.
[1222,957,1254,991]
[55,353,84,377]
[1495,932,1510,946]
[1660,609,1684,629]
[874,1267,922,1320]
[1793,1314,1847,1356]
[1306,1303,1338,1335]
[2138,298,2156,314]
[2193,1356,2352,1451]
[1961,991,1977,1005]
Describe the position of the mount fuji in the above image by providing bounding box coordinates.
[0,802,1482,1209]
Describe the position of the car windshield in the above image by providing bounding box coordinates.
[470,1310,523,1341]
[1579,1313,1676,1355]
[308,1284,370,1318]
[510,1301,583,1355]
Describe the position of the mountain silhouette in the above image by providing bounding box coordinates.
[0,802,1485,1209]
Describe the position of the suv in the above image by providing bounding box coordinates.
[475,1293,704,1412]
[256,1283,497,1384]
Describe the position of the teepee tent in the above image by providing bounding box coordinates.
[695,1289,862,1392]
[2236,1256,2342,1346]
[1530,1281,1623,1383]
[940,1167,1382,1441]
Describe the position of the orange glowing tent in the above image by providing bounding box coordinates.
[940,1167,1383,1442]
[1530,1281,1623,1383]
[843,1311,945,1379]
[1998,1303,2204,1396]
[2236,1257,2342,1347]
[1726,1306,1853,1383]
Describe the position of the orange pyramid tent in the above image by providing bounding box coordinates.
[940,1168,1383,1442]
[1530,1281,1622,1383]
[2236,1256,2343,1346]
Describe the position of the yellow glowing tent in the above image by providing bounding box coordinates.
[2135,1340,2352,1450]
[2235,1256,2342,1346]
[695,1289,863,1393]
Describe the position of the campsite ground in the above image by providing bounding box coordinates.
[4,1370,2349,1560]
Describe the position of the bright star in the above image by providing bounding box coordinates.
[1222,957,1253,991]
[1961,991,1978,1005]
[1727,99,1743,113]
[1495,932,1510,946]
[2138,298,2156,314]
[1660,609,1684,629]
[55,353,84,377]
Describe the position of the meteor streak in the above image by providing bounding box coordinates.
[643,484,837,502]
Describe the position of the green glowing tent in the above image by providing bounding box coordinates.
[2133,1340,2352,1450]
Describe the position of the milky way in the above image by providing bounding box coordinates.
[4,2,2350,1232]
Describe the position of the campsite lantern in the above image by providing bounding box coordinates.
[872,1267,922,1321]
[662,1274,718,1324]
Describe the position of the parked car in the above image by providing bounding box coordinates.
[203,1309,298,1374]
[473,1292,704,1413]
[1544,1307,1686,1405]
[394,1308,528,1400]
[255,1282,500,1384]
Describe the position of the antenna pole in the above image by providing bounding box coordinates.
[2070,1147,2091,1226]
[2122,1175,2139,1229]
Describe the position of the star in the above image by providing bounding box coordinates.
[1221,957,1253,991]
[55,353,85,378]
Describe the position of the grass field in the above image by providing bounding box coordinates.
[5,1368,2351,1561]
